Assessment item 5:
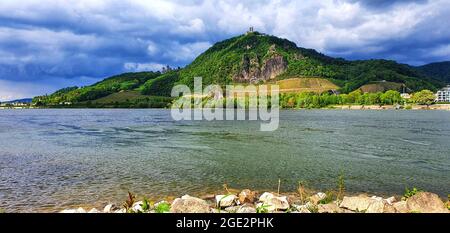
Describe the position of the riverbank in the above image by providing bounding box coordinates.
[4,104,450,110]
[59,189,450,214]
[329,104,450,110]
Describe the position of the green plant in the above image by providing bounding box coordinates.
[297,181,308,205]
[402,187,422,200]
[155,202,171,213]
[256,204,270,213]
[140,198,151,212]
[447,195,450,210]
[318,191,336,205]
[337,173,345,201]
[123,191,136,212]
[307,204,318,213]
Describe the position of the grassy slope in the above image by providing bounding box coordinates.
[359,81,404,93]
[276,77,339,93]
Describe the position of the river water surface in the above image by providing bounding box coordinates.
[0,109,449,212]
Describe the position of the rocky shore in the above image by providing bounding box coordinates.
[60,189,450,214]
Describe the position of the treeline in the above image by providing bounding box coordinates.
[280,89,436,109]
[280,90,402,108]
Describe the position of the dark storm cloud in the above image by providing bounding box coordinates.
[349,0,428,9]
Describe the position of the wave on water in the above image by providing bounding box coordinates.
[399,138,431,146]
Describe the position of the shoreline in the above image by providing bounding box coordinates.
[2,104,450,110]
[55,188,450,214]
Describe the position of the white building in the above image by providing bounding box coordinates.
[435,86,450,102]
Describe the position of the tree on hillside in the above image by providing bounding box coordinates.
[412,90,436,106]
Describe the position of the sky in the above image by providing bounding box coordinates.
[0,0,450,101]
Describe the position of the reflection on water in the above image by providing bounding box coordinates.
[0,109,449,212]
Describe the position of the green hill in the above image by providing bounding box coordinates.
[34,31,446,107]
[415,61,450,83]
[33,71,162,106]
[174,31,441,93]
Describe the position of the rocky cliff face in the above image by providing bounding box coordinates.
[233,45,288,83]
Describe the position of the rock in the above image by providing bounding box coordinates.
[339,195,376,212]
[371,196,383,202]
[223,206,239,213]
[366,200,397,213]
[239,189,256,204]
[224,204,256,213]
[237,206,257,213]
[114,208,126,213]
[88,208,100,213]
[406,192,449,213]
[216,195,238,208]
[170,195,210,213]
[292,202,314,213]
[130,201,144,213]
[393,201,408,213]
[103,204,118,213]
[60,208,80,213]
[258,192,289,211]
[318,203,343,213]
[258,192,275,203]
[310,192,327,205]
[385,196,396,205]
[234,54,287,83]
[60,207,86,213]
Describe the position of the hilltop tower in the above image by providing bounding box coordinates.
[246,26,254,34]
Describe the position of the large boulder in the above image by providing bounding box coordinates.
[170,195,211,213]
[392,201,408,213]
[406,192,449,213]
[239,189,256,204]
[216,195,238,208]
[339,195,376,212]
[258,192,289,211]
[366,200,397,213]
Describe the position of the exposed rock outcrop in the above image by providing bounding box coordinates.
[233,45,288,83]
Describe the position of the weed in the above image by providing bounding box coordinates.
[319,191,336,205]
[223,183,230,194]
[307,204,318,213]
[337,173,345,202]
[256,204,270,213]
[123,191,136,213]
[140,198,151,212]
[155,202,171,213]
[402,187,421,201]
[297,181,308,205]
[447,195,450,210]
